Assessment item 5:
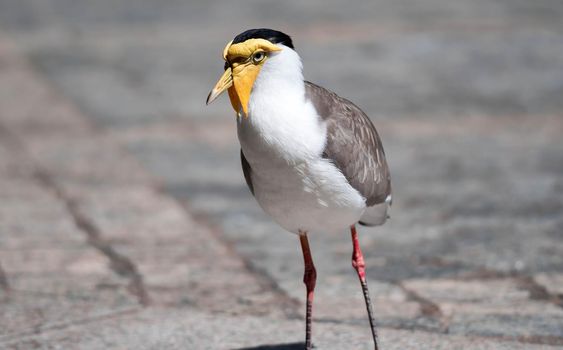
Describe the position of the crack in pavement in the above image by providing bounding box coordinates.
[397,282,443,319]
[460,268,563,309]
[188,209,301,319]
[0,260,9,294]
[516,275,563,309]
[0,123,150,307]
[395,281,449,333]
[34,170,151,307]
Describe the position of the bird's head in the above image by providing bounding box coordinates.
[206,28,294,117]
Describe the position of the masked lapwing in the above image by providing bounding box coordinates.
[207,28,392,350]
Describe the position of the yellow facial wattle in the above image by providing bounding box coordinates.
[230,62,263,116]
[206,38,281,117]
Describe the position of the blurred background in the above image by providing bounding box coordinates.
[0,1,562,349]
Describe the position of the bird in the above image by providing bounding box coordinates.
[206,28,391,350]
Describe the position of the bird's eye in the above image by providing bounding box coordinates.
[252,51,265,64]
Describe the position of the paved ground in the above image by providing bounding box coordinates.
[0,1,563,349]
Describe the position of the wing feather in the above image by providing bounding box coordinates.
[240,149,254,196]
[305,81,391,207]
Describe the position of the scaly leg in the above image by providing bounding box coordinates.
[351,225,379,350]
[299,232,317,350]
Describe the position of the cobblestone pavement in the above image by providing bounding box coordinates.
[1,1,563,349]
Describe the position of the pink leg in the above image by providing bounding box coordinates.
[299,232,316,350]
[351,225,379,350]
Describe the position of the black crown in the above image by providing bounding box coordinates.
[232,28,294,49]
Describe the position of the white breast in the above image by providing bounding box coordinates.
[236,46,366,234]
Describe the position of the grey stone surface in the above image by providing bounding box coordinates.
[0,0,562,348]
[5,309,563,350]
[0,106,138,342]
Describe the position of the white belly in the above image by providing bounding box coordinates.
[252,159,366,234]
[238,119,366,234]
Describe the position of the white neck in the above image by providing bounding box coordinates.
[239,45,326,164]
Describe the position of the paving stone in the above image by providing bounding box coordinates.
[4,309,562,350]
[402,278,563,339]
[0,133,137,342]
[534,273,563,296]
[448,313,563,342]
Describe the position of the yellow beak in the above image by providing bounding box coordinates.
[206,67,233,105]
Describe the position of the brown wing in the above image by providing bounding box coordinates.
[305,81,391,206]
[240,149,254,196]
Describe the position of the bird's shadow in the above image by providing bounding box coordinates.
[233,342,305,350]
